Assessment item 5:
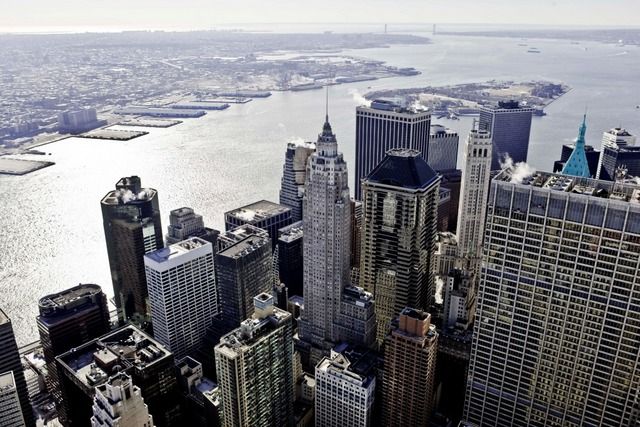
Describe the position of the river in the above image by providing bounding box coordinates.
[1,33,639,345]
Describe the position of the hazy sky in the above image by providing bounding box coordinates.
[2,0,640,32]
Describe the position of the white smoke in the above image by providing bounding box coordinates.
[119,189,135,203]
[348,88,371,107]
[411,98,428,111]
[633,176,640,185]
[501,154,535,185]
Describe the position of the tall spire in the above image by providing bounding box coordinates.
[318,88,337,153]
[561,114,591,178]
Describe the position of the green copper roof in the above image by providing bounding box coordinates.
[562,115,591,178]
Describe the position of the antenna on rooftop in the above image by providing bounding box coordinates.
[325,85,329,122]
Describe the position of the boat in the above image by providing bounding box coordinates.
[527,48,541,53]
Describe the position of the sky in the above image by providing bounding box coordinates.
[2,0,640,33]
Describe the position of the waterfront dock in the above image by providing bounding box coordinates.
[78,128,149,141]
[118,118,182,128]
[170,101,231,110]
[115,106,207,118]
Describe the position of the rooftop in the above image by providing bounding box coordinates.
[365,148,439,190]
[101,177,157,206]
[606,127,634,137]
[57,325,171,389]
[216,307,291,357]
[217,233,270,260]
[495,168,640,205]
[38,284,104,318]
[318,344,376,387]
[0,371,16,391]
[360,98,430,116]
[0,308,9,325]
[145,237,211,265]
[225,200,291,223]
[279,221,303,242]
[342,286,374,308]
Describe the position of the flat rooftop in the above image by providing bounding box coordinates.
[145,237,210,264]
[279,221,303,242]
[0,308,9,325]
[495,168,640,205]
[216,307,291,357]
[225,200,291,223]
[101,186,157,206]
[217,234,269,260]
[57,325,171,389]
[0,371,16,390]
[39,284,102,309]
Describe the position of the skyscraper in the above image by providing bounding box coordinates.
[553,143,600,178]
[355,99,431,199]
[359,148,440,346]
[562,115,591,178]
[456,128,492,261]
[464,168,640,426]
[56,325,182,427]
[90,373,154,427]
[442,269,476,330]
[380,308,438,427]
[596,128,640,180]
[216,227,272,329]
[280,141,316,222]
[166,207,219,245]
[299,115,352,347]
[145,237,218,359]
[215,293,293,427]
[276,221,304,297]
[37,284,111,410]
[101,176,163,322]
[428,124,459,171]
[479,100,533,170]
[0,309,34,427]
[315,345,377,427]
[224,200,292,250]
[0,371,26,427]
[350,199,363,272]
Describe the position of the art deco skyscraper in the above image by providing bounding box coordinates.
[359,149,440,346]
[464,168,640,426]
[101,176,163,322]
[355,99,431,199]
[91,373,154,427]
[145,237,218,359]
[479,100,533,170]
[37,284,110,410]
[456,128,492,261]
[381,308,438,427]
[299,115,352,347]
[0,309,34,427]
[280,141,316,222]
[0,371,26,427]
[215,293,293,427]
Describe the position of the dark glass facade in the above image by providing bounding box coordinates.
[0,309,34,426]
[37,284,110,415]
[355,105,431,200]
[479,101,534,170]
[100,176,163,322]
